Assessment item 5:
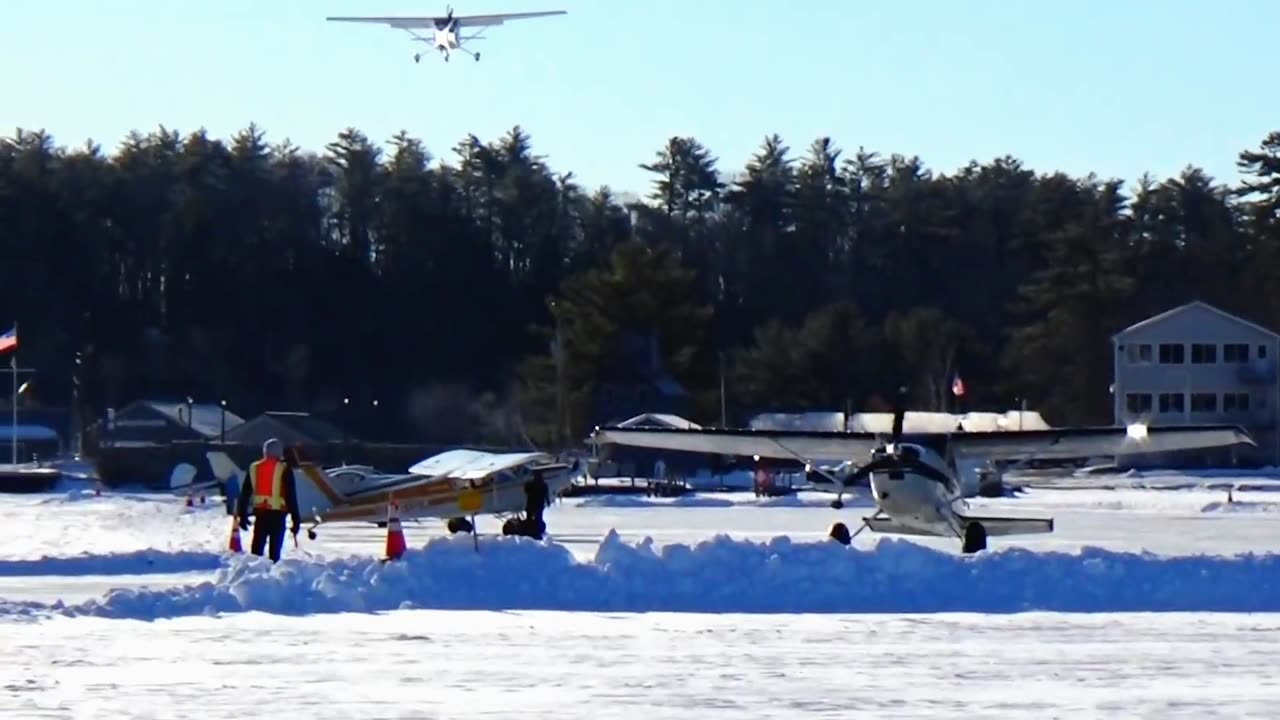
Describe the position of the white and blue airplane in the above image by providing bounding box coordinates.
[589,397,1255,554]
[327,5,566,63]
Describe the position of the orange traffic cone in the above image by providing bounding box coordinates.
[384,501,407,561]
[228,518,243,553]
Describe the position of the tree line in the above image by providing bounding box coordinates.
[3,124,1279,447]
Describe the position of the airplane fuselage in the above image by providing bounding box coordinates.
[865,443,962,536]
[432,25,460,51]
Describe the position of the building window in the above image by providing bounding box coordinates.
[1223,343,1250,363]
[1158,393,1185,414]
[1190,344,1217,364]
[1260,345,1268,359]
[1223,393,1250,413]
[1125,393,1152,414]
[1158,344,1185,364]
[1190,393,1218,413]
[1125,344,1153,364]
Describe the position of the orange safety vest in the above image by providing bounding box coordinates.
[250,458,288,512]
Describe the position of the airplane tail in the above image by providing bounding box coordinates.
[287,456,346,524]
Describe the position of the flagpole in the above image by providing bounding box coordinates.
[10,321,17,466]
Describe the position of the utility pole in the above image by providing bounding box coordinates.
[552,303,568,450]
[718,350,727,428]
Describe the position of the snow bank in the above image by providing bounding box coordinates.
[1201,500,1280,514]
[4,532,1280,620]
[573,495,738,509]
[571,493,859,510]
[0,549,225,577]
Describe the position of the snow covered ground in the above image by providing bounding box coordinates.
[2,472,1280,717]
[6,611,1280,719]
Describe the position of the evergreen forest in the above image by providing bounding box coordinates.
[4,125,1280,447]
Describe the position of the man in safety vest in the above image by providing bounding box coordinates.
[235,438,302,562]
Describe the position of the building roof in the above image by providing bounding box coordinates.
[0,424,61,442]
[223,411,348,446]
[1112,301,1280,342]
[749,412,847,432]
[616,413,702,430]
[848,411,1051,433]
[141,401,246,438]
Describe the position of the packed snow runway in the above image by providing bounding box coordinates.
[6,611,1280,719]
[2,472,1280,717]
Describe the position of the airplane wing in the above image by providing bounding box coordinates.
[590,427,880,463]
[407,449,551,478]
[948,424,1256,461]
[326,11,565,29]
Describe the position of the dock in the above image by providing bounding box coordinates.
[0,464,62,493]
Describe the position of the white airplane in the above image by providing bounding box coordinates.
[326,5,566,63]
[202,446,583,539]
[589,400,1255,554]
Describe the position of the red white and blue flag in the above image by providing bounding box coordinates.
[951,372,966,397]
[0,326,15,353]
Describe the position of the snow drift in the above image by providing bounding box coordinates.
[2,531,1280,620]
[0,549,225,577]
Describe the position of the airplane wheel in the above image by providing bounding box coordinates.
[526,517,546,540]
[447,517,474,534]
[475,53,481,62]
[828,522,851,546]
[501,518,518,536]
[307,529,317,541]
[830,499,844,510]
[962,522,987,554]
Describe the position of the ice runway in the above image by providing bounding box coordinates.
[2,473,1280,717]
[5,611,1280,719]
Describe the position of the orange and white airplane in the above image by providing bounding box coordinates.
[202,447,582,539]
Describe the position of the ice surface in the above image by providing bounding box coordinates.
[3,611,1280,719]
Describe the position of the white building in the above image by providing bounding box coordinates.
[1111,301,1279,465]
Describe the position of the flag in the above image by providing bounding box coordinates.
[951,373,966,397]
[0,326,15,353]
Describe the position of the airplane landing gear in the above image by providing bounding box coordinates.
[446,517,474,534]
[474,52,481,62]
[962,521,987,554]
[828,522,852,545]
[414,53,421,63]
[501,515,545,539]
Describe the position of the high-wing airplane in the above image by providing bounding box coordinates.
[204,447,582,540]
[327,5,566,63]
[589,396,1256,554]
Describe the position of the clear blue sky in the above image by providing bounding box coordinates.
[4,0,1279,197]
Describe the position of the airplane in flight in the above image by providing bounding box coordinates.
[326,5,566,63]
[589,392,1256,554]
[201,447,583,540]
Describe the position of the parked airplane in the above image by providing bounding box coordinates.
[589,395,1255,553]
[326,5,566,63]
[202,447,582,539]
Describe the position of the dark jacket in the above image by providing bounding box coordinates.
[237,459,302,527]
